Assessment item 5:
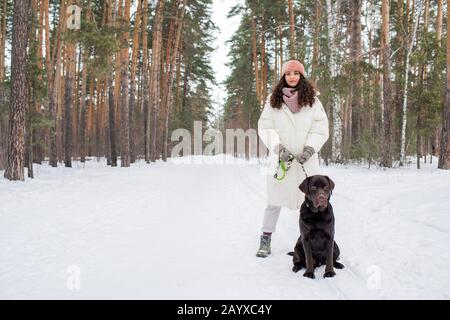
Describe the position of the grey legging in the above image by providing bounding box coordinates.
[261,205,282,233]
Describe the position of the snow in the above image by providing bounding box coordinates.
[1,155,450,299]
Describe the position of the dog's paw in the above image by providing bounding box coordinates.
[292,264,301,273]
[334,262,345,269]
[303,271,315,279]
[324,270,336,278]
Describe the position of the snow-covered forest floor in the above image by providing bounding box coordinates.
[1,155,449,299]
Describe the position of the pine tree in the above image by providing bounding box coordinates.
[120,0,131,167]
[4,0,31,180]
[438,0,450,169]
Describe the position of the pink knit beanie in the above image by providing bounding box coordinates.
[282,60,305,76]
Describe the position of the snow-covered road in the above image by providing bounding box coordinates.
[1,156,449,299]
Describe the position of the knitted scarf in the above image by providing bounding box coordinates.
[282,87,301,113]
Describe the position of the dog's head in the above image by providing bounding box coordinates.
[299,175,335,212]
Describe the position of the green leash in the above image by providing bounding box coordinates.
[273,147,308,181]
[274,160,288,181]
[273,153,294,181]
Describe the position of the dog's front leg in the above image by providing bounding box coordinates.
[302,238,315,279]
[324,238,336,278]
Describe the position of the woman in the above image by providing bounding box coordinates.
[256,60,330,258]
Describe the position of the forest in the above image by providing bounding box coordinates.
[0,0,449,181]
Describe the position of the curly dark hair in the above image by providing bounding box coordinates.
[269,73,317,109]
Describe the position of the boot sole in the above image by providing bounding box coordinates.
[256,251,271,258]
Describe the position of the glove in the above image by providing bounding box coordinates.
[279,145,291,162]
[296,146,315,164]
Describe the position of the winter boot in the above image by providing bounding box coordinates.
[256,235,271,258]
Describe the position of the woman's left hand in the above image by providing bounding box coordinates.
[296,146,315,164]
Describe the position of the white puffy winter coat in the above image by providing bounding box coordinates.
[257,92,330,210]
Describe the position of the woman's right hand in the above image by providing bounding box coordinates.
[279,144,291,162]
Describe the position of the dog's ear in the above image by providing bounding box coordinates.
[325,176,335,191]
[299,177,310,194]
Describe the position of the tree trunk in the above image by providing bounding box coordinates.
[106,0,118,166]
[29,0,37,167]
[417,0,428,169]
[326,0,342,162]
[175,51,181,118]
[400,1,422,165]
[368,0,376,153]
[120,0,131,167]
[182,63,189,113]
[26,105,33,178]
[438,0,450,169]
[162,0,188,161]
[288,0,296,59]
[160,0,177,127]
[260,32,267,105]
[113,0,123,159]
[87,75,94,156]
[381,0,393,168]
[311,1,321,87]
[279,25,283,74]
[251,17,261,106]
[95,78,101,156]
[273,26,278,86]
[0,0,7,82]
[142,0,150,162]
[79,44,88,162]
[433,0,443,159]
[44,0,52,164]
[72,44,81,160]
[100,80,107,157]
[150,0,165,162]
[394,0,404,162]
[4,0,31,181]
[64,39,76,168]
[436,0,443,44]
[0,88,6,170]
[35,0,45,164]
[47,0,65,167]
[349,0,362,149]
[129,0,142,163]
[160,0,178,161]
[57,43,66,162]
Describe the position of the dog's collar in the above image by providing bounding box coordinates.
[304,196,311,207]
[304,196,314,210]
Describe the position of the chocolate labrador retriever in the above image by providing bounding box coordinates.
[289,175,344,279]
